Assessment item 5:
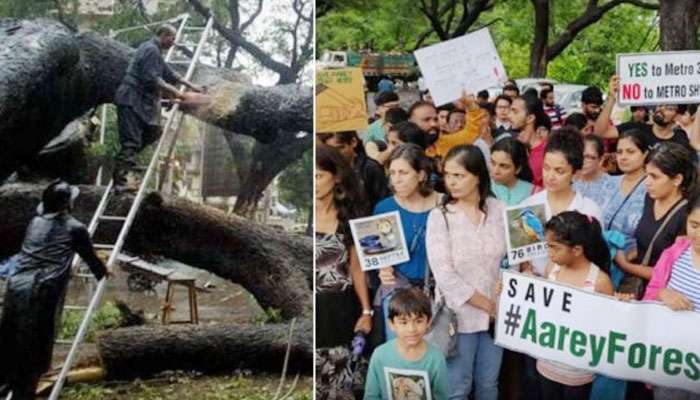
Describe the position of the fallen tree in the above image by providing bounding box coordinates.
[97,320,312,379]
[0,183,312,319]
[0,19,312,181]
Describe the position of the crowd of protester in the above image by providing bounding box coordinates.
[315,76,700,400]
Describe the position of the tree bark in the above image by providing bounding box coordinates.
[97,320,312,379]
[0,19,312,181]
[232,132,313,217]
[0,183,312,319]
[529,0,550,77]
[659,0,700,50]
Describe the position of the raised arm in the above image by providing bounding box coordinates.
[594,75,620,139]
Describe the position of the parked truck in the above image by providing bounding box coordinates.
[317,50,419,91]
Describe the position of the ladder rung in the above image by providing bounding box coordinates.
[93,244,115,250]
[74,273,95,279]
[64,305,88,310]
[184,27,205,31]
[169,60,191,64]
[99,215,126,222]
[55,339,74,345]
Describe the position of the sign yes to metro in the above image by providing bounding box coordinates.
[495,270,700,393]
[617,51,700,106]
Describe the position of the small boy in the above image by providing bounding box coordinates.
[364,288,448,400]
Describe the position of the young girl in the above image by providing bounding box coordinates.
[374,144,441,342]
[490,137,538,206]
[643,191,700,400]
[537,211,614,400]
[426,145,506,400]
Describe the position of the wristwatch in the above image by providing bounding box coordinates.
[362,309,374,316]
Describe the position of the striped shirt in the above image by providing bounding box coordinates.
[668,248,700,312]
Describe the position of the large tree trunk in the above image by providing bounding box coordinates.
[659,0,700,50]
[0,19,312,182]
[0,183,312,319]
[232,132,313,217]
[529,0,550,78]
[97,320,312,379]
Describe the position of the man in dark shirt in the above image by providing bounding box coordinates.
[113,24,202,190]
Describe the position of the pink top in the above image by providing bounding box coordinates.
[643,238,691,301]
[426,197,506,333]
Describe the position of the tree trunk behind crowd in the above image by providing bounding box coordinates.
[529,0,550,77]
[659,0,700,50]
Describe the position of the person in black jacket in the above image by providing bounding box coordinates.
[113,24,202,190]
[0,180,110,399]
[317,131,390,209]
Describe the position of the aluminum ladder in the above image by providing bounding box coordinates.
[43,15,214,400]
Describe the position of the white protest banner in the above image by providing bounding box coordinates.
[350,211,410,271]
[496,270,700,393]
[413,28,507,106]
[503,202,548,265]
[617,51,700,106]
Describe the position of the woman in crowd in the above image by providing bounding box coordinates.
[366,107,409,165]
[426,145,506,400]
[373,144,441,342]
[490,137,538,206]
[597,129,649,285]
[615,142,697,400]
[315,144,372,398]
[644,190,700,400]
[572,134,611,207]
[537,212,614,400]
[615,142,697,296]
[520,128,603,275]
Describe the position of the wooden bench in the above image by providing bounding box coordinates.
[117,254,199,325]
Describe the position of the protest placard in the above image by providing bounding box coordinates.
[496,270,700,393]
[316,68,368,132]
[413,28,507,107]
[503,202,548,265]
[350,211,410,271]
[617,51,700,106]
[384,368,432,400]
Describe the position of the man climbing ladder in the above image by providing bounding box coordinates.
[113,24,202,191]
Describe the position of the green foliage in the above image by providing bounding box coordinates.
[62,374,312,400]
[251,307,284,326]
[59,301,122,342]
[317,0,659,88]
[278,148,312,218]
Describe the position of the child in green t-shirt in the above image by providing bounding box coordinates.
[364,288,448,400]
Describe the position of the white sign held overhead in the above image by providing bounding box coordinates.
[414,28,508,106]
[617,51,700,106]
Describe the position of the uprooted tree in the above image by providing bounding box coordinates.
[0,182,312,376]
[0,18,312,183]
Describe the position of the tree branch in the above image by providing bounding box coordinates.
[187,0,294,78]
[621,0,659,10]
[453,0,492,37]
[241,0,264,32]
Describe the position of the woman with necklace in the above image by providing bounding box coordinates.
[373,144,441,343]
[426,145,506,400]
[315,145,373,399]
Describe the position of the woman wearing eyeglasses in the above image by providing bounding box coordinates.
[372,144,441,343]
[573,135,611,208]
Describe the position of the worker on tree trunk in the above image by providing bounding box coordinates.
[0,180,111,399]
[112,24,202,191]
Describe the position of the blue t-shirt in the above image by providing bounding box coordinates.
[364,339,448,400]
[599,175,647,251]
[374,196,432,281]
[573,173,612,210]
